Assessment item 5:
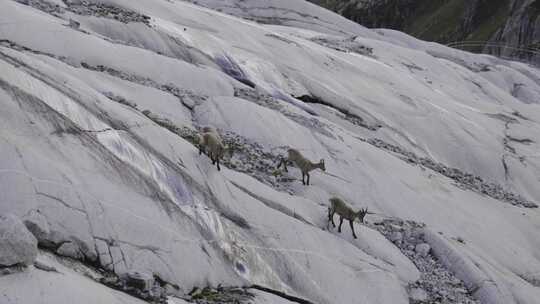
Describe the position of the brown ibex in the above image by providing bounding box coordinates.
[328,197,368,239]
[277,148,325,185]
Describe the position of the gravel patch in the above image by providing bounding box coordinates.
[369,218,479,304]
[364,138,537,208]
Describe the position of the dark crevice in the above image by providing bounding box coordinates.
[215,54,256,88]
[506,136,534,145]
[294,94,382,131]
[249,284,315,304]
[512,111,530,121]
[502,156,510,181]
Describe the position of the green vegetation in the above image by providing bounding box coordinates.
[309,0,512,51]
[406,0,468,42]
[466,0,510,51]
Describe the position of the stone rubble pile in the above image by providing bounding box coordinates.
[64,0,151,24]
[369,218,479,304]
[365,138,537,208]
[100,271,168,303]
[187,286,255,303]
[310,36,375,57]
[15,0,151,24]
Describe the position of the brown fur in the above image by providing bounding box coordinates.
[327,197,368,239]
[277,148,325,185]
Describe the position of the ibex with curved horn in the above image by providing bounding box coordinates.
[277,148,325,185]
[328,197,369,239]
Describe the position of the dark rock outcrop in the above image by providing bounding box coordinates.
[310,0,540,63]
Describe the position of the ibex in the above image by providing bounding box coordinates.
[197,126,222,156]
[327,197,368,239]
[277,148,325,185]
[197,127,227,171]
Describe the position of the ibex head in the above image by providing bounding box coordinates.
[357,207,369,223]
[319,159,326,171]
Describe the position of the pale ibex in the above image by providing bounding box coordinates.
[196,127,227,171]
[197,127,221,156]
[277,148,325,185]
[328,197,368,239]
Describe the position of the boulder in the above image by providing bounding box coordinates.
[23,210,51,245]
[389,231,403,243]
[409,287,428,302]
[122,271,155,291]
[0,214,38,266]
[415,243,431,257]
[56,241,84,260]
[34,260,57,272]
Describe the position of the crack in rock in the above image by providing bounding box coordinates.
[294,94,382,131]
[36,191,86,214]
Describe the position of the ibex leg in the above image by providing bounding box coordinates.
[328,209,336,228]
[349,220,357,239]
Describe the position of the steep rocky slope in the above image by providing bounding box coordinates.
[1,1,540,304]
[310,0,540,62]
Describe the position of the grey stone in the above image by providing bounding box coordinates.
[409,288,428,302]
[389,231,403,243]
[56,241,83,259]
[415,243,431,257]
[34,260,57,272]
[122,271,154,291]
[23,210,50,245]
[0,214,38,266]
[68,19,80,29]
